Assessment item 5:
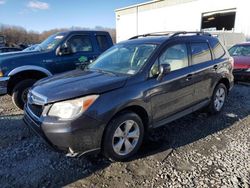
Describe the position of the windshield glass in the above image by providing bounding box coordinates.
[229,45,250,56]
[88,43,158,75]
[35,33,66,51]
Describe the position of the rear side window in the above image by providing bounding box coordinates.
[191,42,212,65]
[210,40,226,59]
[97,35,109,51]
[159,44,188,71]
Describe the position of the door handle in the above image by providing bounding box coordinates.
[213,65,218,70]
[186,74,193,81]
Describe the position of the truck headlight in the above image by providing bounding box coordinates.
[48,95,99,120]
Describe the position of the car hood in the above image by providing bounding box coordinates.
[0,50,41,61]
[31,69,128,104]
[233,56,250,69]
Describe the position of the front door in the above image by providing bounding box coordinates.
[56,35,99,73]
[148,43,196,126]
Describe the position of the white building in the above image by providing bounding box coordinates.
[115,0,250,42]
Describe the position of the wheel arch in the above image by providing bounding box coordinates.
[7,66,51,94]
[8,65,52,77]
[217,77,230,93]
[100,104,150,157]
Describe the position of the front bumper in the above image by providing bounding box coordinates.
[0,77,9,95]
[23,104,104,156]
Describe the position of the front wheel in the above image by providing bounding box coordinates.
[207,83,227,114]
[12,79,37,110]
[102,112,144,161]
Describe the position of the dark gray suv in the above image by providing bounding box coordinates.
[23,32,234,161]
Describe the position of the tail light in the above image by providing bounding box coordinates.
[229,57,234,69]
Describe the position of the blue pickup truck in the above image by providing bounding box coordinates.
[0,30,113,109]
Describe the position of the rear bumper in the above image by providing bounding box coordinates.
[23,104,104,156]
[0,77,9,95]
[233,71,250,82]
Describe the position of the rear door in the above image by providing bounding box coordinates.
[189,41,217,103]
[148,42,196,125]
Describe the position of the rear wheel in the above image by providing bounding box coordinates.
[103,112,144,161]
[207,83,227,114]
[12,79,37,110]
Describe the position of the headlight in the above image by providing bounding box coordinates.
[0,69,3,77]
[48,95,99,120]
[246,68,250,72]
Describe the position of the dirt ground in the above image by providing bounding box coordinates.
[0,84,249,188]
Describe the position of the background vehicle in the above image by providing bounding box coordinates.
[229,42,250,81]
[0,35,5,47]
[24,32,234,161]
[210,32,246,49]
[0,47,22,53]
[0,30,113,109]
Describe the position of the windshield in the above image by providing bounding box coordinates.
[23,44,39,52]
[35,33,66,51]
[88,43,158,75]
[229,45,250,57]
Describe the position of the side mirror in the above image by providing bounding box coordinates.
[56,43,72,56]
[157,64,171,81]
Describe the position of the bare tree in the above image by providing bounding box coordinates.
[0,24,116,47]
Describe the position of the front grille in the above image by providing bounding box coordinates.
[28,103,43,118]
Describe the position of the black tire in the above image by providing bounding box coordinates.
[102,112,144,162]
[12,79,37,110]
[207,83,227,114]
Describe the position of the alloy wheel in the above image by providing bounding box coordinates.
[112,120,140,156]
[214,87,226,111]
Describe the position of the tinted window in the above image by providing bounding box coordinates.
[210,40,226,59]
[191,43,212,64]
[97,35,109,51]
[67,35,93,53]
[159,44,188,71]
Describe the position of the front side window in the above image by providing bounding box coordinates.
[89,43,157,75]
[67,35,93,53]
[229,45,250,57]
[159,44,188,71]
[191,42,212,65]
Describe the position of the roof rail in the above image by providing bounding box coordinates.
[129,31,211,40]
[129,31,172,40]
[170,31,211,38]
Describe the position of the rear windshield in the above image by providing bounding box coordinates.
[229,45,250,56]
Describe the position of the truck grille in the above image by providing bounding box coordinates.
[28,103,43,118]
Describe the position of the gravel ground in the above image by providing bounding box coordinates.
[0,84,249,188]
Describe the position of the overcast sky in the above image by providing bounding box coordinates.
[0,0,147,32]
